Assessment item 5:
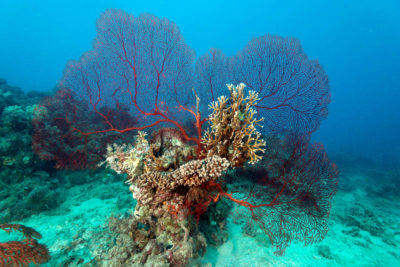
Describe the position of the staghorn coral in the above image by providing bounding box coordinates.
[202,83,266,167]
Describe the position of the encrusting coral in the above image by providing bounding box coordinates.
[134,156,230,190]
[202,83,266,167]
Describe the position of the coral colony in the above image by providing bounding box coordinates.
[0,224,50,266]
[12,8,338,266]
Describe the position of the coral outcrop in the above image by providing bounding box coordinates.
[31,8,338,263]
[101,129,231,266]
[97,80,338,262]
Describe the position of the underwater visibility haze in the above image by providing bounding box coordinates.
[0,0,399,266]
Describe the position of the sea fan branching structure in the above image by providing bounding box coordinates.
[0,224,50,266]
[33,9,338,265]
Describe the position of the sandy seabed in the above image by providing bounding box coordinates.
[2,164,399,267]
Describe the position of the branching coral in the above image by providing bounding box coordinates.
[32,8,338,264]
[0,224,50,266]
[202,83,266,167]
[103,129,230,188]
[101,130,230,265]
[99,83,337,261]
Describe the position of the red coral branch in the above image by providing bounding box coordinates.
[30,8,338,256]
[208,135,338,255]
[0,224,50,267]
[61,10,201,144]
[33,9,207,168]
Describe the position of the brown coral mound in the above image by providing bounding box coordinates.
[102,130,232,265]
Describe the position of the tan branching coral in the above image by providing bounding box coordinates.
[202,83,266,167]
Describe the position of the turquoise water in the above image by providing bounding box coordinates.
[1,162,399,266]
[1,1,399,266]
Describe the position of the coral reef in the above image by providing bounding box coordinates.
[0,79,62,223]
[90,214,206,266]
[202,83,266,167]
[101,130,230,265]
[0,80,47,171]
[222,133,338,255]
[32,88,138,170]
[0,224,50,266]
[32,8,338,264]
[98,85,337,261]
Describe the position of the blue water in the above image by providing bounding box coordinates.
[1,0,399,162]
[0,1,399,266]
